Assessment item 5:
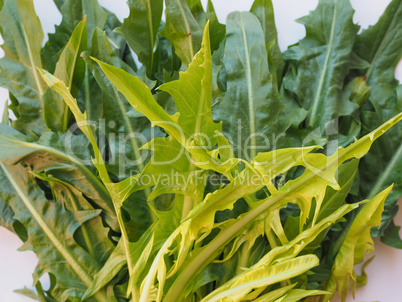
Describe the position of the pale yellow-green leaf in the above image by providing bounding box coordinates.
[201,255,319,302]
[324,186,393,302]
[253,284,296,302]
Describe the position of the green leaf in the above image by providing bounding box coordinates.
[160,0,203,67]
[139,137,204,202]
[84,28,151,180]
[185,0,225,53]
[206,0,225,52]
[0,124,37,159]
[186,201,361,302]
[317,158,359,222]
[214,11,282,160]
[159,22,221,143]
[82,240,127,300]
[0,162,110,302]
[52,0,63,10]
[250,0,284,83]
[252,284,296,302]
[92,54,232,177]
[42,0,108,72]
[354,0,402,110]
[381,220,402,249]
[282,0,359,130]
[0,192,16,233]
[43,17,87,133]
[83,28,156,240]
[354,0,402,247]
[0,0,46,136]
[160,113,401,301]
[325,186,394,301]
[186,0,207,26]
[152,33,182,82]
[0,124,118,231]
[90,58,176,131]
[116,0,163,77]
[39,69,111,182]
[201,255,319,302]
[1,99,9,125]
[184,147,317,242]
[1,1,401,301]
[279,288,329,302]
[31,172,115,264]
[359,114,402,237]
[40,67,157,297]
[14,287,39,301]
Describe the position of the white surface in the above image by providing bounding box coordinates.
[0,228,38,302]
[0,0,401,301]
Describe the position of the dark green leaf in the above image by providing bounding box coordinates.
[42,0,108,72]
[250,0,284,83]
[32,172,115,263]
[0,124,118,231]
[214,12,282,160]
[85,28,152,179]
[0,0,46,136]
[160,0,203,67]
[354,0,402,110]
[116,0,163,77]
[282,0,359,130]
[0,162,110,301]
[206,0,225,52]
[43,18,87,133]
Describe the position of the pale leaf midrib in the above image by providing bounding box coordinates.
[203,259,316,302]
[17,8,44,101]
[165,116,402,300]
[144,0,155,69]
[176,0,194,61]
[308,0,338,128]
[59,24,85,130]
[239,14,257,160]
[110,85,151,198]
[0,161,93,287]
[0,134,111,199]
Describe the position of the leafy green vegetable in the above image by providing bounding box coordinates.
[0,162,111,301]
[0,0,46,136]
[116,0,163,77]
[214,11,282,160]
[160,0,203,67]
[324,186,393,302]
[0,0,401,301]
[43,17,87,133]
[282,0,359,130]
[354,0,402,246]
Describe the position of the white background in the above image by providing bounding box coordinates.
[0,0,401,301]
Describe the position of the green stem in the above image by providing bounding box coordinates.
[267,228,278,249]
[84,66,91,120]
[139,228,182,302]
[236,241,250,275]
[164,193,285,302]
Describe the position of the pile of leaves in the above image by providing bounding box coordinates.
[0,0,401,301]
